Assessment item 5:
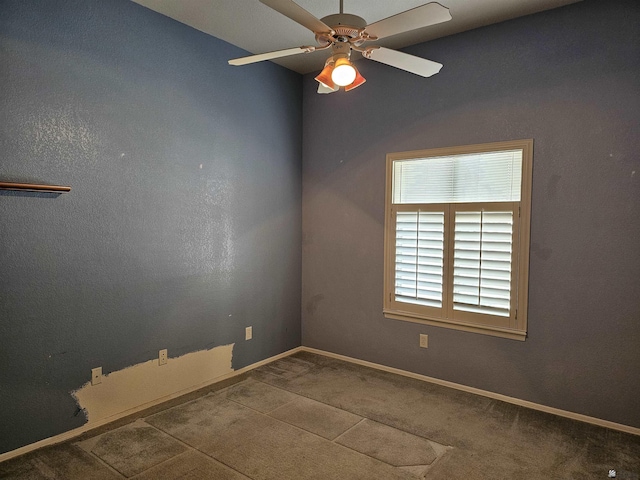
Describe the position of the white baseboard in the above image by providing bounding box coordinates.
[0,346,304,464]
[3,344,637,464]
[301,347,640,437]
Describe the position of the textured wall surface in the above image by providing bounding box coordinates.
[302,0,640,428]
[0,0,301,454]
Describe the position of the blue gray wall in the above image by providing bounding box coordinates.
[0,0,302,454]
[302,0,640,428]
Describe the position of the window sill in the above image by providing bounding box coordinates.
[383,309,527,341]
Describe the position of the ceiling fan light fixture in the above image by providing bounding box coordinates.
[331,57,357,87]
[315,60,336,89]
[318,82,339,94]
[229,1,453,95]
[345,67,366,91]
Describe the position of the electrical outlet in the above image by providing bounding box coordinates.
[91,367,102,385]
[159,349,168,366]
[245,326,253,341]
[419,334,429,348]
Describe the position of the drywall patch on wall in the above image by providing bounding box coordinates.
[72,344,234,423]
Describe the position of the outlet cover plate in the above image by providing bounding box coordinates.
[245,326,253,340]
[420,334,429,348]
[91,367,102,385]
[159,349,168,366]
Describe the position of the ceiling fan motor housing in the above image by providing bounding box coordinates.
[316,13,367,45]
[331,42,350,59]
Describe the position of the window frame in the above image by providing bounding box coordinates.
[383,139,533,341]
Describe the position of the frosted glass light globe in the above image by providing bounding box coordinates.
[331,61,357,86]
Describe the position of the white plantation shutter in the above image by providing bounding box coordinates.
[453,211,514,317]
[385,140,531,338]
[393,150,522,204]
[394,211,444,308]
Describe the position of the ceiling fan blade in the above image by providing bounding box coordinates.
[364,2,451,40]
[317,83,339,94]
[260,0,333,34]
[229,46,313,66]
[365,47,443,77]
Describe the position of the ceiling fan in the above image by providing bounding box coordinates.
[228,0,452,94]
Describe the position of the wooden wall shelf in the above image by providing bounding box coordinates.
[0,182,71,193]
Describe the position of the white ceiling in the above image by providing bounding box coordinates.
[131,0,581,74]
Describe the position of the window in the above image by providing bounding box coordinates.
[383,140,533,340]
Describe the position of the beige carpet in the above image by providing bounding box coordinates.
[1,352,638,479]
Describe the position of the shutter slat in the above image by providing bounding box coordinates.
[395,296,442,308]
[453,276,479,287]
[454,304,509,316]
[454,258,480,268]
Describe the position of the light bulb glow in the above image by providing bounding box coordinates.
[331,59,357,87]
